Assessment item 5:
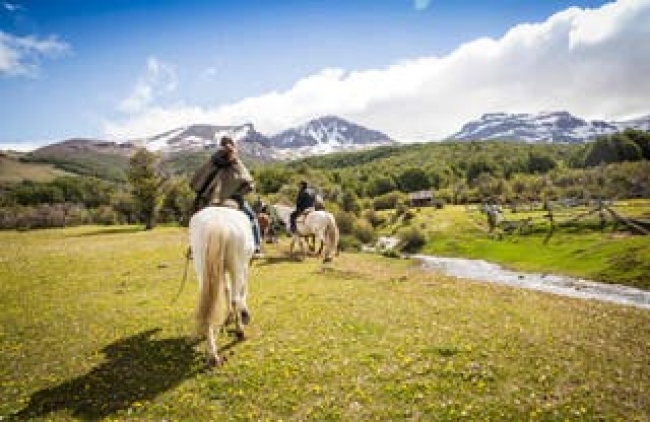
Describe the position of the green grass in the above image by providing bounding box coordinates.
[396,201,650,290]
[1,225,649,420]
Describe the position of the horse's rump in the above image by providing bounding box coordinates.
[189,206,255,365]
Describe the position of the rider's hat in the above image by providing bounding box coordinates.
[220,136,235,147]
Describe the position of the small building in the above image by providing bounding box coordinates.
[408,190,433,207]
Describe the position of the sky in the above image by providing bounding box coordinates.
[1,0,649,151]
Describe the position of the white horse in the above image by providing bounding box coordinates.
[272,204,339,262]
[189,206,254,367]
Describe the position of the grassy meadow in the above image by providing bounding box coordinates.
[388,201,650,290]
[1,224,649,421]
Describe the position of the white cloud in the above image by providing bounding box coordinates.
[201,66,217,80]
[413,0,431,11]
[118,56,177,114]
[104,0,650,141]
[0,31,70,77]
[3,2,23,12]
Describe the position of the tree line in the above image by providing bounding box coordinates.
[0,129,648,231]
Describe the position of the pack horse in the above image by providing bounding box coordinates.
[189,206,255,367]
[272,204,339,262]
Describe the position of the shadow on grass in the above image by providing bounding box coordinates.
[254,255,299,266]
[69,226,145,237]
[11,328,202,421]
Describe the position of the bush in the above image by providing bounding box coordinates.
[90,206,118,225]
[397,227,427,253]
[338,234,362,252]
[334,210,356,235]
[363,209,385,228]
[372,192,404,211]
[353,220,377,244]
[381,249,402,259]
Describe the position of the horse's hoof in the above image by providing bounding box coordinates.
[206,355,225,368]
[240,309,251,325]
[224,311,235,326]
[235,330,246,341]
[323,257,332,263]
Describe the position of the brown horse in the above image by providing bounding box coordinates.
[256,211,277,243]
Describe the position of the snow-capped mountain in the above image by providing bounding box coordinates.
[133,116,394,159]
[269,116,394,154]
[140,123,273,159]
[449,111,650,143]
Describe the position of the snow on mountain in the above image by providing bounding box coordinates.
[449,111,649,143]
[269,116,394,151]
[136,123,274,160]
[613,115,650,132]
[127,116,394,160]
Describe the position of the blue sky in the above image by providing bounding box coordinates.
[1,0,649,150]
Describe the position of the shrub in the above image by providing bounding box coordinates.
[353,220,377,244]
[363,209,385,228]
[372,192,404,211]
[338,234,362,252]
[397,227,427,253]
[334,210,356,235]
[90,206,118,225]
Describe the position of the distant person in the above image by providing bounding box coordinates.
[190,136,262,256]
[252,195,264,214]
[290,180,315,234]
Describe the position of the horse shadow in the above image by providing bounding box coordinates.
[68,226,144,237]
[11,328,202,421]
[254,255,300,266]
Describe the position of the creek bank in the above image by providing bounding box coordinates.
[412,254,650,310]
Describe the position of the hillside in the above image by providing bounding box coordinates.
[26,139,136,181]
[0,152,75,183]
[288,140,582,175]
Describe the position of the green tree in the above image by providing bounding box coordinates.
[159,177,194,226]
[584,134,642,167]
[623,128,650,160]
[340,190,361,215]
[527,151,557,173]
[396,167,430,192]
[367,175,397,197]
[128,148,161,230]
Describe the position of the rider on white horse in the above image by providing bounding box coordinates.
[190,136,262,257]
[290,180,316,234]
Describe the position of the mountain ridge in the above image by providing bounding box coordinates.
[449,111,650,143]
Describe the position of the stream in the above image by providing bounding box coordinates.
[412,254,650,310]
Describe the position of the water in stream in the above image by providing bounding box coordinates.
[413,254,650,310]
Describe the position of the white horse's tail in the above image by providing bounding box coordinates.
[325,214,340,257]
[196,222,229,335]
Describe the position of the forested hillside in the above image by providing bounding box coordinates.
[1,129,649,230]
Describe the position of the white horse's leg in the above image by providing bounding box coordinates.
[206,325,223,367]
[230,265,250,340]
[298,235,306,260]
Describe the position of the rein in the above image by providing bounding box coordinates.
[171,247,192,305]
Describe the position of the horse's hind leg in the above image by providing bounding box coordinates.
[230,266,251,340]
[206,325,224,367]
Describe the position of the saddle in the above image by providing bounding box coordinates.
[192,197,240,215]
[296,207,315,223]
[213,198,240,210]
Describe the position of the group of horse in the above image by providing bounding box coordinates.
[188,203,339,366]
